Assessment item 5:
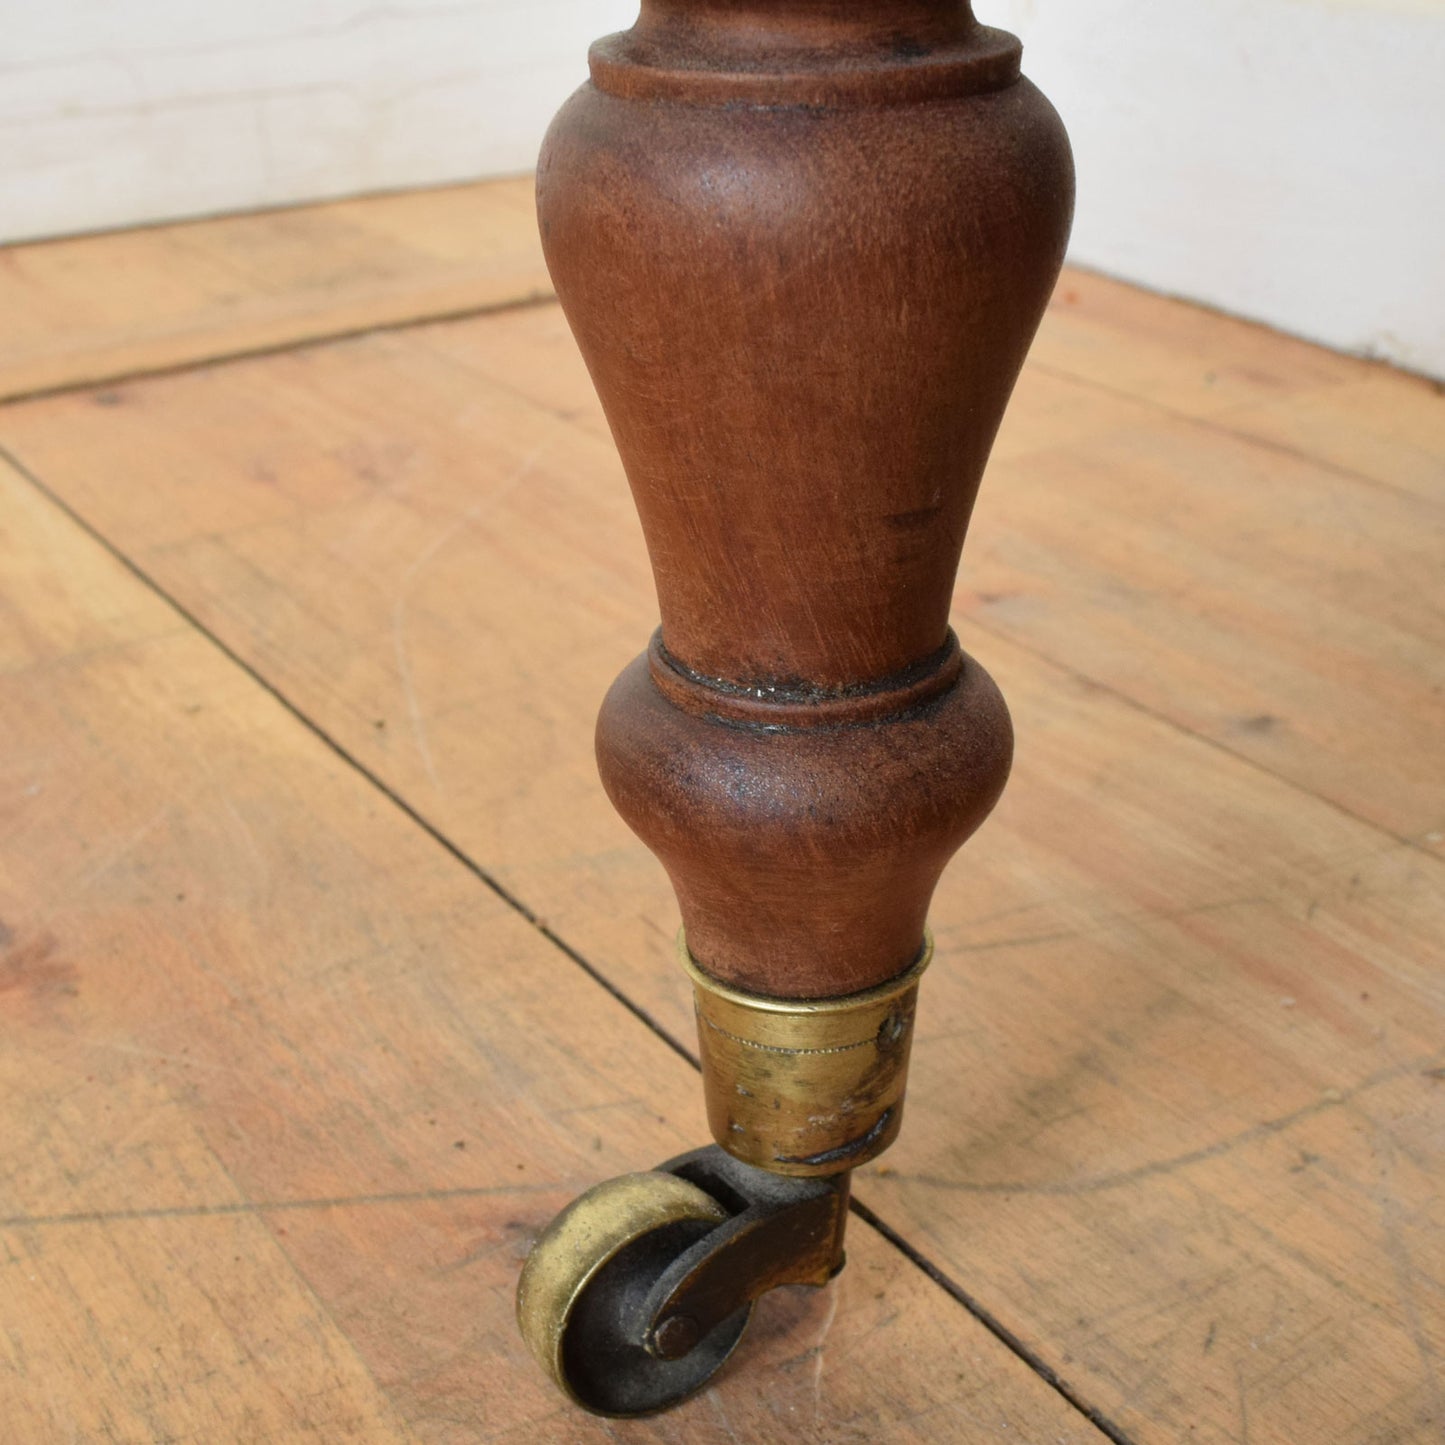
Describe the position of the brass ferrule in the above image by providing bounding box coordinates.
[680,931,933,1178]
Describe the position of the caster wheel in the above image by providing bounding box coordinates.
[516,1171,752,1416]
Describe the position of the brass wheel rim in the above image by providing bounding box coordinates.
[516,1171,730,1408]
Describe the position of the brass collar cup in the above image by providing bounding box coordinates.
[680,931,933,1178]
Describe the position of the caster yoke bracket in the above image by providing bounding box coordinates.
[641,1145,851,1361]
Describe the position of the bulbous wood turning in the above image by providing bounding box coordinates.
[538,0,1073,998]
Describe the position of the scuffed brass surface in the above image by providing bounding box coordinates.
[516,1171,728,1404]
[681,931,933,1177]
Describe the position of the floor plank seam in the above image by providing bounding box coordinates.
[194,1130,409,1424]
[850,1199,1137,1445]
[1,437,1135,1444]
[0,289,557,408]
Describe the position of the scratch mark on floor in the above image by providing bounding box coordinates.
[67,806,169,893]
[1374,1131,1445,1425]
[0,1180,559,1230]
[706,1386,742,1443]
[890,1051,1443,1196]
[811,1277,840,1428]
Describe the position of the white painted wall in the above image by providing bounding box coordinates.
[4,0,1443,376]
[991,0,1445,376]
[1,1,632,241]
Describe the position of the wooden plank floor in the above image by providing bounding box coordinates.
[1,182,1441,1444]
[0,177,548,405]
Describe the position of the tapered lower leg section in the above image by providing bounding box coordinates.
[597,642,1011,999]
[518,637,1010,1412]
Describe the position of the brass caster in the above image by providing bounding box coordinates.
[517,1145,850,1416]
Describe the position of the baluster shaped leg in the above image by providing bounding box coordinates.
[517,0,1073,1415]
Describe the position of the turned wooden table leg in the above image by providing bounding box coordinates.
[517,0,1072,1415]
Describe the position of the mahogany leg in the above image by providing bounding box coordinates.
[517,0,1073,1415]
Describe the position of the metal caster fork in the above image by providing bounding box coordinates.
[516,1146,850,1417]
